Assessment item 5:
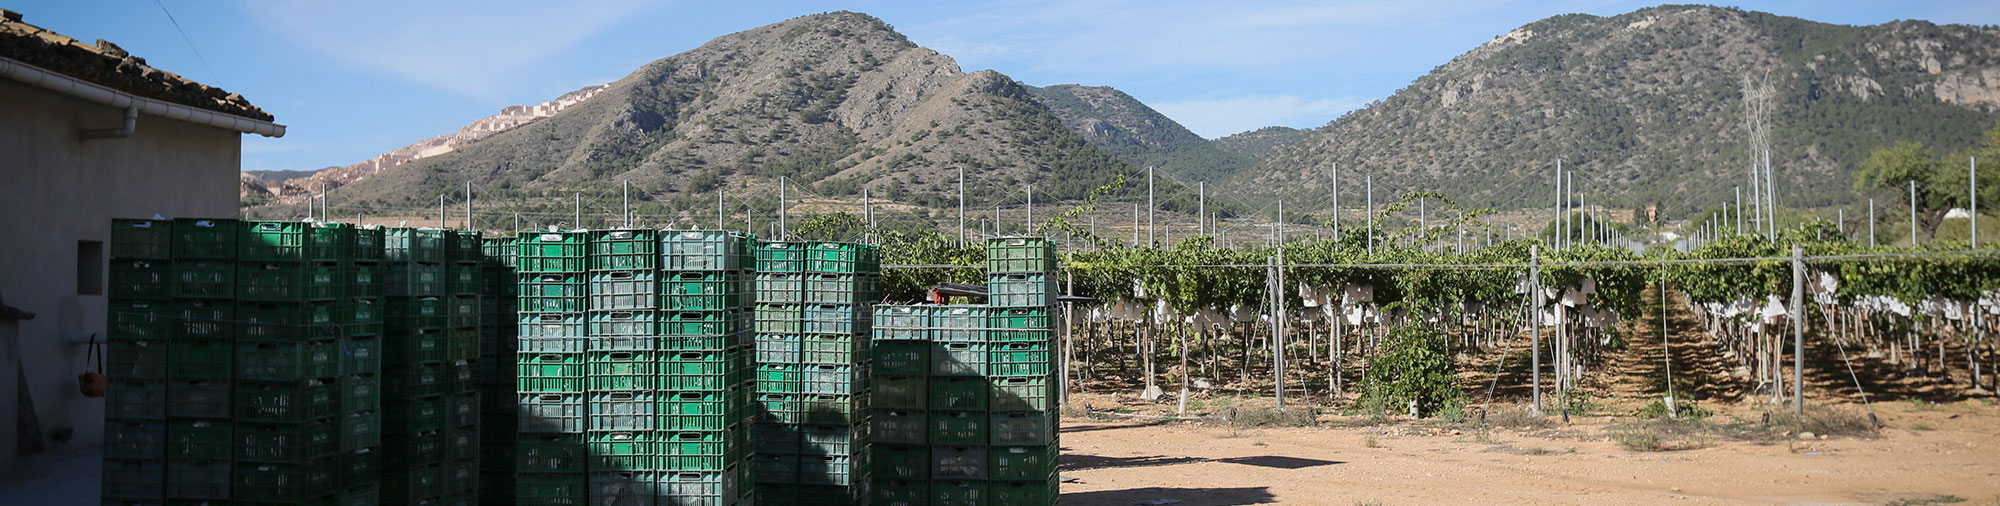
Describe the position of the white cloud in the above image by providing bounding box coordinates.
[1152,94,1367,139]
[241,0,657,101]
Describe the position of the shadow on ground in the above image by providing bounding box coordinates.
[1062,486,1277,506]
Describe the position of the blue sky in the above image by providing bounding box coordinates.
[9,1,1998,172]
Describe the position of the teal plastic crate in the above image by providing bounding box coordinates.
[756,272,804,304]
[660,390,733,431]
[663,309,744,336]
[801,364,865,395]
[755,303,803,334]
[988,341,1052,376]
[108,379,168,420]
[517,231,586,273]
[989,307,1051,331]
[585,351,657,390]
[756,333,802,364]
[518,312,586,339]
[590,270,659,311]
[872,340,929,375]
[385,227,446,263]
[985,236,1057,274]
[588,310,658,337]
[237,301,341,341]
[757,393,802,424]
[662,230,753,271]
[663,271,749,310]
[657,469,739,506]
[108,338,168,380]
[873,478,927,506]
[105,418,167,459]
[803,273,876,304]
[989,479,1058,505]
[933,306,988,342]
[588,391,657,431]
[585,430,656,469]
[519,272,586,312]
[802,305,862,335]
[516,352,585,392]
[804,242,878,274]
[931,341,988,377]
[588,229,659,270]
[353,227,385,263]
[165,458,232,500]
[871,305,931,341]
[659,430,729,470]
[387,263,446,297]
[111,218,173,260]
[660,349,730,390]
[987,272,1056,307]
[241,220,345,263]
[167,338,232,379]
[756,242,806,272]
[801,334,865,365]
[171,218,239,260]
[800,394,867,425]
[755,363,802,394]
[516,393,586,432]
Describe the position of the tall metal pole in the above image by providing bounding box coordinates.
[864,187,873,242]
[1278,200,1285,245]
[1147,166,1155,247]
[574,193,580,229]
[958,167,966,247]
[1275,246,1287,410]
[1198,182,1206,237]
[1530,244,1543,413]
[1132,204,1139,247]
[438,195,444,228]
[1554,159,1562,248]
[465,181,472,231]
[319,183,327,222]
[622,180,631,228]
[1331,162,1340,241]
[1869,199,1876,248]
[1791,245,1805,414]
[1566,172,1575,249]
[1911,180,1919,246]
[1973,156,1980,248]
[1365,176,1374,255]
[1765,149,1777,241]
[717,189,724,230]
[1735,186,1743,235]
[1026,184,1033,233]
[779,176,787,240]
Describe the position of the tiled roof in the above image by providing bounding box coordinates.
[0,9,271,121]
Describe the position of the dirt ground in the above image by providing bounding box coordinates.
[1054,398,2000,505]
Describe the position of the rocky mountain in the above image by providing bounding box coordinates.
[1211,126,1306,161]
[252,12,1188,225]
[1249,5,2000,219]
[1026,84,1255,183]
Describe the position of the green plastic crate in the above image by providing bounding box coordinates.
[804,242,878,274]
[165,379,230,419]
[236,338,341,381]
[931,341,988,377]
[987,273,1056,307]
[756,333,802,364]
[873,374,926,410]
[755,363,802,394]
[660,389,733,431]
[445,295,480,329]
[802,305,862,334]
[585,351,657,390]
[346,297,386,338]
[584,430,656,469]
[518,272,586,312]
[800,394,867,425]
[989,444,1058,480]
[985,236,1057,274]
[340,374,380,416]
[449,265,484,296]
[237,301,342,340]
[517,231,586,273]
[754,454,801,485]
[872,340,929,375]
[801,333,865,365]
[385,227,446,263]
[989,375,1054,412]
[590,270,659,311]
[172,260,235,298]
[108,300,173,340]
[928,411,987,445]
[659,430,729,470]
[933,306,989,342]
[990,411,1057,445]
[663,309,744,336]
[108,379,168,420]
[516,352,585,392]
[756,242,806,272]
[108,338,169,380]
[384,362,448,398]
[352,227,386,263]
[171,218,239,260]
[165,458,232,500]
[111,218,173,260]
[803,273,877,304]
[989,479,1058,505]
[871,409,926,445]
[342,336,382,376]
[932,480,989,506]
[799,423,865,456]
[233,456,340,503]
[929,376,988,411]
[516,434,587,473]
[101,457,166,500]
[663,271,748,310]
[989,307,1051,330]
[167,338,232,379]
[446,327,479,362]
[873,443,928,480]
[932,445,988,480]
[801,364,864,395]
[657,469,739,506]
[447,230,482,265]
[588,310,658,337]
[235,419,339,463]
[105,418,168,459]
[589,470,660,504]
[387,263,446,297]
[588,391,658,432]
[873,478,927,506]
[662,230,753,271]
[799,452,863,486]
[516,472,587,506]
[660,349,730,390]
[349,264,385,301]
[236,379,339,423]
[110,259,173,300]
[757,393,802,424]
[166,418,232,459]
[871,305,931,341]
[241,220,345,263]
[588,229,659,270]
[755,304,803,334]
[988,341,1052,377]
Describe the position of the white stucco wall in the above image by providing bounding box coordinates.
[0,77,242,468]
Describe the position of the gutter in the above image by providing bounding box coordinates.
[0,55,286,138]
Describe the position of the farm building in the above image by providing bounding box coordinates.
[0,8,283,477]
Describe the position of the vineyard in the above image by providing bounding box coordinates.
[835,195,2000,424]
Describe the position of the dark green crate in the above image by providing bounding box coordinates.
[481,236,516,267]
[754,454,801,485]
[873,443,928,480]
[446,327,479,362]
[101,457,165,500]
[989,375,1054,412]
[170,298,234,338]
[517,231,587,273]
[443,426,479,461]
[447,230,482,264]
[873,478,928,506]
[235,419,339,463]
[350,264,385,301]
[342,336,381,376]
[109,300,173,340]
[108,338,168,380]
[171,218,239,260]
[657,470,740,506]
[658,331,748,353]
[801,364,865,395]
[756,333,802,364]
[663,271,748,310]
[165,379,230,419]
[167,338,232,379]
[517,472,587,506]
[659,430,729,470]
[236,338,341,381]
[590,270,658,311]
[164,458,232,500]
[757,393,801,424]
[985,236,1057,274]
[932,479,988,505]
[589,470,660,504]
[172,260,235,298]
[988,341,1052,377]
[932,341,988,377]
[588,310,657,337]
[662,229,753,271]
[236,379,339,422]
[518,272,586,312]
[798,452,862,486]
[874,375,926,410]
[990,328,1052,344]
[447,391,480,428]
[872,340,929,375]
[382,462,446,503]
[111,218,173,260]
[105,418,168,459]
[989,444,1058,480]
[799,423,865,456]
[755,423,801,454]
[353,226,385,263]
[932,445,988,480]
[110,259,173,299]
[385,227,446,264]
[449,265,484,296]
[929,376,989,411]
[585,430,656,469]
[800,394,867,425]
[342,448,380,482]
[446,359,476,394]
[384,395,447,434]
[517,392,587,433]
[588,229,659,270]
[346,298,385,338]
[387,297,447,333]
[517,433,587,473]
[108,379,168,420]
[990,411,1057,446]
[384,362,447,398]
[387,263,446,297]
[585,351,657,390]
[989,479,1058,505]
[803,242,877,274]
[237,301,341,340]
[929,410,987,445]
[445,296,480,329]
[588,391,657,431]
[340,374,380,416]
[384,328,446,366]
[166,418,231,459]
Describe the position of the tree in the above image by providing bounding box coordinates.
[1855,141,1947,242]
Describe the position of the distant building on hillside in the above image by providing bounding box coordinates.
[0,8,283,477]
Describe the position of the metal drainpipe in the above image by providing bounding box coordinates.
[80,106,137,140]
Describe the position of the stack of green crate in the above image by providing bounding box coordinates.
[478,235,519,505]
[654,230,759,505]
[444,230,486,504]
[103,218,178,506]
[514,230,590,506]
[582,228,662,504]
[381,226,458,505]
[756,241,878,505]
[344,225,387,506]
[868,237,1060,506]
